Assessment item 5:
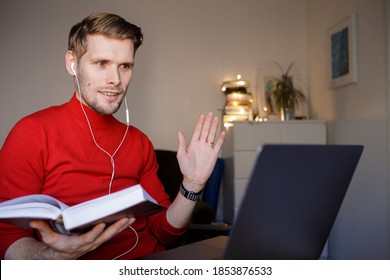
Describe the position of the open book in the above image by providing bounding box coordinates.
[0,184,166,234]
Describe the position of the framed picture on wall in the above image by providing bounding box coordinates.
[328,12,358,88]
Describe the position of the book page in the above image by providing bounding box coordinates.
[0,194,69,211]
[0,194,70,231]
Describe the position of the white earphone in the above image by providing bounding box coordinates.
[71,62,77,76]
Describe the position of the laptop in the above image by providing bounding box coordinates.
[145,144,363,260]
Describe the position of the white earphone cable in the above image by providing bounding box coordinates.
[74,73,129,194]
[112,225,139,260]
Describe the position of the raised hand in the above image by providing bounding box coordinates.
[176,112,225,192]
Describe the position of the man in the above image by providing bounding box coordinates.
[0,13,225,259]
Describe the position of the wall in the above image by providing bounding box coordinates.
[0,0,308,150]
[307,0,390,259]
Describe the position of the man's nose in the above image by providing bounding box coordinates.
[106,67,121,86]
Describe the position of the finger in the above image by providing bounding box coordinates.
[72,223,106,246]
[86,223,106,236]
[92,218,132,244]
[29,220,49,230]
[107,217,135,233]
[191,114,205,142]
[206,116,220,144]
[101,217,132,238]
[118,217,136,230]
[212,130,226,152]
[177,130,188,156]
[29,220,57,238]
[29,220,69,248]
[199,112,214,142]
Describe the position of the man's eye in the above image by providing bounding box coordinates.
[97,61,105,66]
[121,64,132,69]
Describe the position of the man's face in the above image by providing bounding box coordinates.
[75,34,135,115]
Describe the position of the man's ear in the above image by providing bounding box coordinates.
[65,51,77,76]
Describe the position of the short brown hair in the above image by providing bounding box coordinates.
[68,13,143,59]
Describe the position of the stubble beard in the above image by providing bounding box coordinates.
[82,91,124,115]
[77,76,125,116]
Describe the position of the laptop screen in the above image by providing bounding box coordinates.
[223,144,363,260]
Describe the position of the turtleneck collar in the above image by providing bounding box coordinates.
[66,93,118,129]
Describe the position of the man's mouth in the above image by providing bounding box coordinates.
[99,91,120,96]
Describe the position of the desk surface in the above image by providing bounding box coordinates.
[143,236,228,260]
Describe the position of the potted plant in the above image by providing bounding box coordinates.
[269,61,306,120]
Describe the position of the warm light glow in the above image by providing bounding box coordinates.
[221,74,253,128]
[224,122,234,128]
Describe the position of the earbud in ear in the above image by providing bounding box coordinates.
[125,96,130,125]
[71,62,77,76]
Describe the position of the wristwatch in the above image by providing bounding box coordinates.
[179,183,203,201]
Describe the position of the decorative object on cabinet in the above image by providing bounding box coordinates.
[256,62,307,121]
[221,75,254,127]
[269,61,306,121]
[328,12,358,88]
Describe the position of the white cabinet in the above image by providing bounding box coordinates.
[221,120,327,224]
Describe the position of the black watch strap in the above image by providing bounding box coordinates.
[179,183,203,201]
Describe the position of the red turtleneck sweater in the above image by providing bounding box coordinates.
[0,94,185,259]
